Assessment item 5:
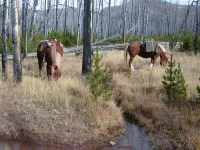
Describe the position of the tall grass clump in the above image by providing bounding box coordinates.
[162,55,187,101]
[87,49,112,100]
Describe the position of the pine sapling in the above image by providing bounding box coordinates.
[162,55,187,101]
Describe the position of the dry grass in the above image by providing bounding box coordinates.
[103,51,200,150]
[0,53,123,145]
[1,51,200,149]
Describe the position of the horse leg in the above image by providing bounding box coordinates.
[37,51,44,77]
[47,65,53,80]
[150,58,154,68]
[150,55,158,68]
[129,56,135,72]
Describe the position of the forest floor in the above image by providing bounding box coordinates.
[0,51,200,150]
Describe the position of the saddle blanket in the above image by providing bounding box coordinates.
[145,41,157,52]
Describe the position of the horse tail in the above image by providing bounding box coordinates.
[125,44,130,64]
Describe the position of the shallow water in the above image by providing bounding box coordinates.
[115,122,153,150]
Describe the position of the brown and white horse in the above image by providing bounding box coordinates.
[125,41,171,71]
[37,39,64,80]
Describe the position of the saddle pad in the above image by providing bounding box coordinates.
[146,41,157,52]
[41,40,53,47]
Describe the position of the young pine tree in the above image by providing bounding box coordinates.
[87,49,112,100]
[162,56,187,101]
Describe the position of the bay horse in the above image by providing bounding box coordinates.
[37,39,64,80]
[125,41,171,71]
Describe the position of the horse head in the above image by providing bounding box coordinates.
[157,43,171,66]
[48,38,64,56]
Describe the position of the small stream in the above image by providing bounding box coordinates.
[0,122,153,150]
[115,122,153,150]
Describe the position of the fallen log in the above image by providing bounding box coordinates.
[2,43,128,60]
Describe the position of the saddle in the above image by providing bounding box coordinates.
[140,41,157,53]
[41,40,53,48]
[140,41,147,52]
[139,41,157,58]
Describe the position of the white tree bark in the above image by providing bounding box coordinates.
[29,0,39,36]
[11,0,22,82]
[22,0,29,58]
[77,0,83,47]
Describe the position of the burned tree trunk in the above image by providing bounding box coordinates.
[11,0,22,82]
[107,0,111,37]
[100,0,104,38]
[21,0,29,58]
[194,0,199,53]
[64,0,68,33]
[2,0,8,80]
[55,0,59,31]
[82,0,92,74]
[77,0,83,48]
[43,0,47,36]
[29,0,39,36]
[122,0,127,43]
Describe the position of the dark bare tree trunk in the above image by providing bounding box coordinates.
[82,0,92,74]
[2,0,8,81]
[11,0,22,82]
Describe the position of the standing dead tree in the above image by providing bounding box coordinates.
[29,0,39,36]
[43,0,47,36]
[21,0,29,58]
[11,0,22,82]
[193,0,199,53]
[64,0,68,33]
[55,0,59,31]
[121,0,127,43]
[29,0,38,35]
[2,0,8,80]
[82,0,92,74]
[107,0,111,37]
[182,0,200,52]
[77,0,83,48]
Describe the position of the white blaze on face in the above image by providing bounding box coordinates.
[150,63,153,68]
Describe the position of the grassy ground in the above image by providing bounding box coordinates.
[0,51,200,149]
[0,54,123,146]
[103,51,200,150]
